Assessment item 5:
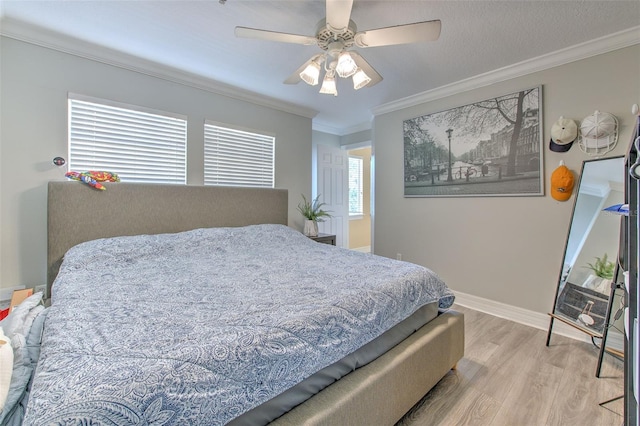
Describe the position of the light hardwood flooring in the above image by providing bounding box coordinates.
[397,305,624,426]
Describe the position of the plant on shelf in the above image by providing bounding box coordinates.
[297,194,331,237]
[582,254,616,294]
[585,254,615,279]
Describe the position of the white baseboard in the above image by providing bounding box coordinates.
[453,290,593,344]
[453,290,625,351]
[351,246,371,253]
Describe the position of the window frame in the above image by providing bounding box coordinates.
[68,93,187,184]
[203,120,275,188]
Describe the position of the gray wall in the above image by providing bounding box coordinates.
[341,129,372,147]
[373,45,640,314]
[312,130,341,149]
[0,37,312,291]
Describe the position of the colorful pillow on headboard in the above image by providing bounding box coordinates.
[65,171,120,190]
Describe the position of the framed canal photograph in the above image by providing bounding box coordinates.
[403,86,543,197]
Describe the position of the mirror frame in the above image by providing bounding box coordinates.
[547,155,625,341]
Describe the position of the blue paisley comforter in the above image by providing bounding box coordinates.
[24,224,454,425]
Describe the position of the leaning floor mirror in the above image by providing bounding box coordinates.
[546,156,626,373]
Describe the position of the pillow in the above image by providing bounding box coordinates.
[0,328,13,411]
[0,292,43,341]
[0,297,46,424]
[9,334,27,368]
[0,333,32,425]
[20,305,44,340]
[0,359,32,425]
[25,308,48,367]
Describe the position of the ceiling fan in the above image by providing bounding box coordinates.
[235,0,441,96]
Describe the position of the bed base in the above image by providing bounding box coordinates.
[272,311,464,425]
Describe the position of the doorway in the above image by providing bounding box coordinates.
[347,146,372,253]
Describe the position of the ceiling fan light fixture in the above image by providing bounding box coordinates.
[319,74,338,96]
[300,61,321,86]
[352,68,371,90]
[237,3,444,95]
[336,52,357,78]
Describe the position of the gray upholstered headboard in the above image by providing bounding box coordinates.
[47,181,288,296]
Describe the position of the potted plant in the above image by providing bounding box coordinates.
[297,194,331,237]
[583,254,615,293]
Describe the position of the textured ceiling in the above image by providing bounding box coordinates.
[1,0,639,134]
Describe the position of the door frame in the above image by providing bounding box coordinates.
[340,141,373,252]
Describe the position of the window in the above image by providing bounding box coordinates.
[68,95,187,184]
[204,122,275,188]
[349,156,363,216]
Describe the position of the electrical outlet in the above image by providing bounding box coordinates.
[396,253,402,261]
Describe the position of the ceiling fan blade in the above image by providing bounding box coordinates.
[349,51,383,87]
[354,20,441,47]
[235,27,317,45]
[284,54,325,84]
[326,0,354,32]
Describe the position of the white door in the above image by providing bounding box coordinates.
[316,144,348,247]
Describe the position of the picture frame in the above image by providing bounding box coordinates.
[403,86,543,197]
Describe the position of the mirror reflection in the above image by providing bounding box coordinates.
[552,156,624,336]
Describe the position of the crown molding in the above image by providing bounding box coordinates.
[342,120,374,136]
[3,17,637,132]
[372,26,640,117]
[341,141,372,150]
[313,119,373,136]
[0,17,318,120]
[312,122,344,135]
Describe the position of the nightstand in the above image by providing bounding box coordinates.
[308,233,336,246]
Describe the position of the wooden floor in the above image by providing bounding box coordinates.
[396,305,624,426]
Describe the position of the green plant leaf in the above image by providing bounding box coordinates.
[584,253,615,279]
[297,194,332,222]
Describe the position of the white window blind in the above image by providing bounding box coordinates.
[204,122,275,188]
[349,156,363,215]
[68,96,187,184]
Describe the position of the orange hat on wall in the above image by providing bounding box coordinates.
[551,161,575,201]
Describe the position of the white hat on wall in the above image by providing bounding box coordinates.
[549,116,578,152]
[578,110,618,156]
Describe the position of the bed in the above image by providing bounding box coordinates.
[18,182,463,425]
